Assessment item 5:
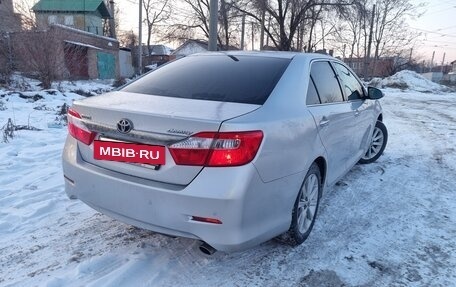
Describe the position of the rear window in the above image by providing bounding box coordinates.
[121,55,291,105]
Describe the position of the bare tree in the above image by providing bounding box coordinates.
[234,0,354,51]
[143,0,171,55]
[13,0,37,29]
[0,34,13,83]
[168,0,241,49]
[118,30,138,49]
[369,0,419,75]
[11,27,83,88]
[332,0,368,58]
[15,31,61,88]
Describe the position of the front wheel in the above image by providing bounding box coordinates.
[284,162,322,246]
[359,121,388,164]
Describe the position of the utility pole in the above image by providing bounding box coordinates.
[138,0,143,74]
[109,0,116,39]
[208,0,218,51]
[441,52,446,72]
[430,50,435,72]
[251,22,254,50]
[260,9,265,50]
[363,4,375,79]
[240,14,245,50]
[409,48,413,62]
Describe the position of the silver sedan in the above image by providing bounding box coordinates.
[62,52,387,253]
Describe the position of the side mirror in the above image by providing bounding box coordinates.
[367,87,384,100]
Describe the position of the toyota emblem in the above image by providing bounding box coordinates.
[117,118,133,134]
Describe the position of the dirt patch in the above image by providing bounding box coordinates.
[299,269,347,287]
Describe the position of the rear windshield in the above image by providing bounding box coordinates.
[121,55,291,105]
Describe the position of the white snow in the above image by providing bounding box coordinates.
[1,77,456,286]
[369,70,452,93]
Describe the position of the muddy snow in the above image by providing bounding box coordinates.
[1,79,455,286]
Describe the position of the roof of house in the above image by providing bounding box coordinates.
[141,44,172,55]
[172,39,239,55]
[32,0,112,18]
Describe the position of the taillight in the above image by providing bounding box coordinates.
[67,108,96,145]
[169,131,263,167]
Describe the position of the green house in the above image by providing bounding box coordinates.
[32,0,112,36]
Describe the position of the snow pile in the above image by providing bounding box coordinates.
[54,79,115,97]
[3,73,115,97]
[369,70,449,93]
[0,76,114,139]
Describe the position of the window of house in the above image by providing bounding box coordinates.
[48,15,58,25]
[310,61,344,104]
[64,15,74,26]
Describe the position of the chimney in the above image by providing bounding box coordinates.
[109,0,116,39]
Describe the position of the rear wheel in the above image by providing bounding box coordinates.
[285,163,322,246]
[359,121,388,164]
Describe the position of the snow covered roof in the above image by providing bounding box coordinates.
[52,24,118,43]
[64,40,102,50]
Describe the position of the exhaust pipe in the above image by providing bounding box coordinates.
[199,242,217,255]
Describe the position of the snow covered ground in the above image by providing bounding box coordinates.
[1,75,455,286]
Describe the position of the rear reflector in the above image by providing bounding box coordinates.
[169,131,263,167]
[191,216,223,224]
[67,108,96,145]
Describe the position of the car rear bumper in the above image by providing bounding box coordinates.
[62,136,301,252]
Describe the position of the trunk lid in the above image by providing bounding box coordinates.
[72,91,260,185]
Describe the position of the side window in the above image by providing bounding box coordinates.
[333,62,364,101]
[306,76,321,105]
[310,61,344,104]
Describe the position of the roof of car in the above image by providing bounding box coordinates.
[190,51,335,60]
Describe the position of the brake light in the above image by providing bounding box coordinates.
[67,108,96,145]
[169,131,263,167]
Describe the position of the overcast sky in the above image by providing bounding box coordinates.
[408,0,456,64]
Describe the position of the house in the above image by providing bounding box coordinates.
[443,60,456,83]
[172,39,238,59]
[172,40,208,58]
[32,0,112,36]
[344,57,396,78]
[0,0,22,32]
[140,44,173,70]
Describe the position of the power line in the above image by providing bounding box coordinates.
[423,5,456,16]
[410,27,456,38]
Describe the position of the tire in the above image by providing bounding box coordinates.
[358,121,388,164]
[284,162,322,246]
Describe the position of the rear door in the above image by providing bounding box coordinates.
[306,61,358,185]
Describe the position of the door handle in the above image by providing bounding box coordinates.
[319,118,330,127]
[354,110,360,117]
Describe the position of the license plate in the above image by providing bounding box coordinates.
[94,140,165,165]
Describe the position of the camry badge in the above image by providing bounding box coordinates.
[117,119,133,134]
